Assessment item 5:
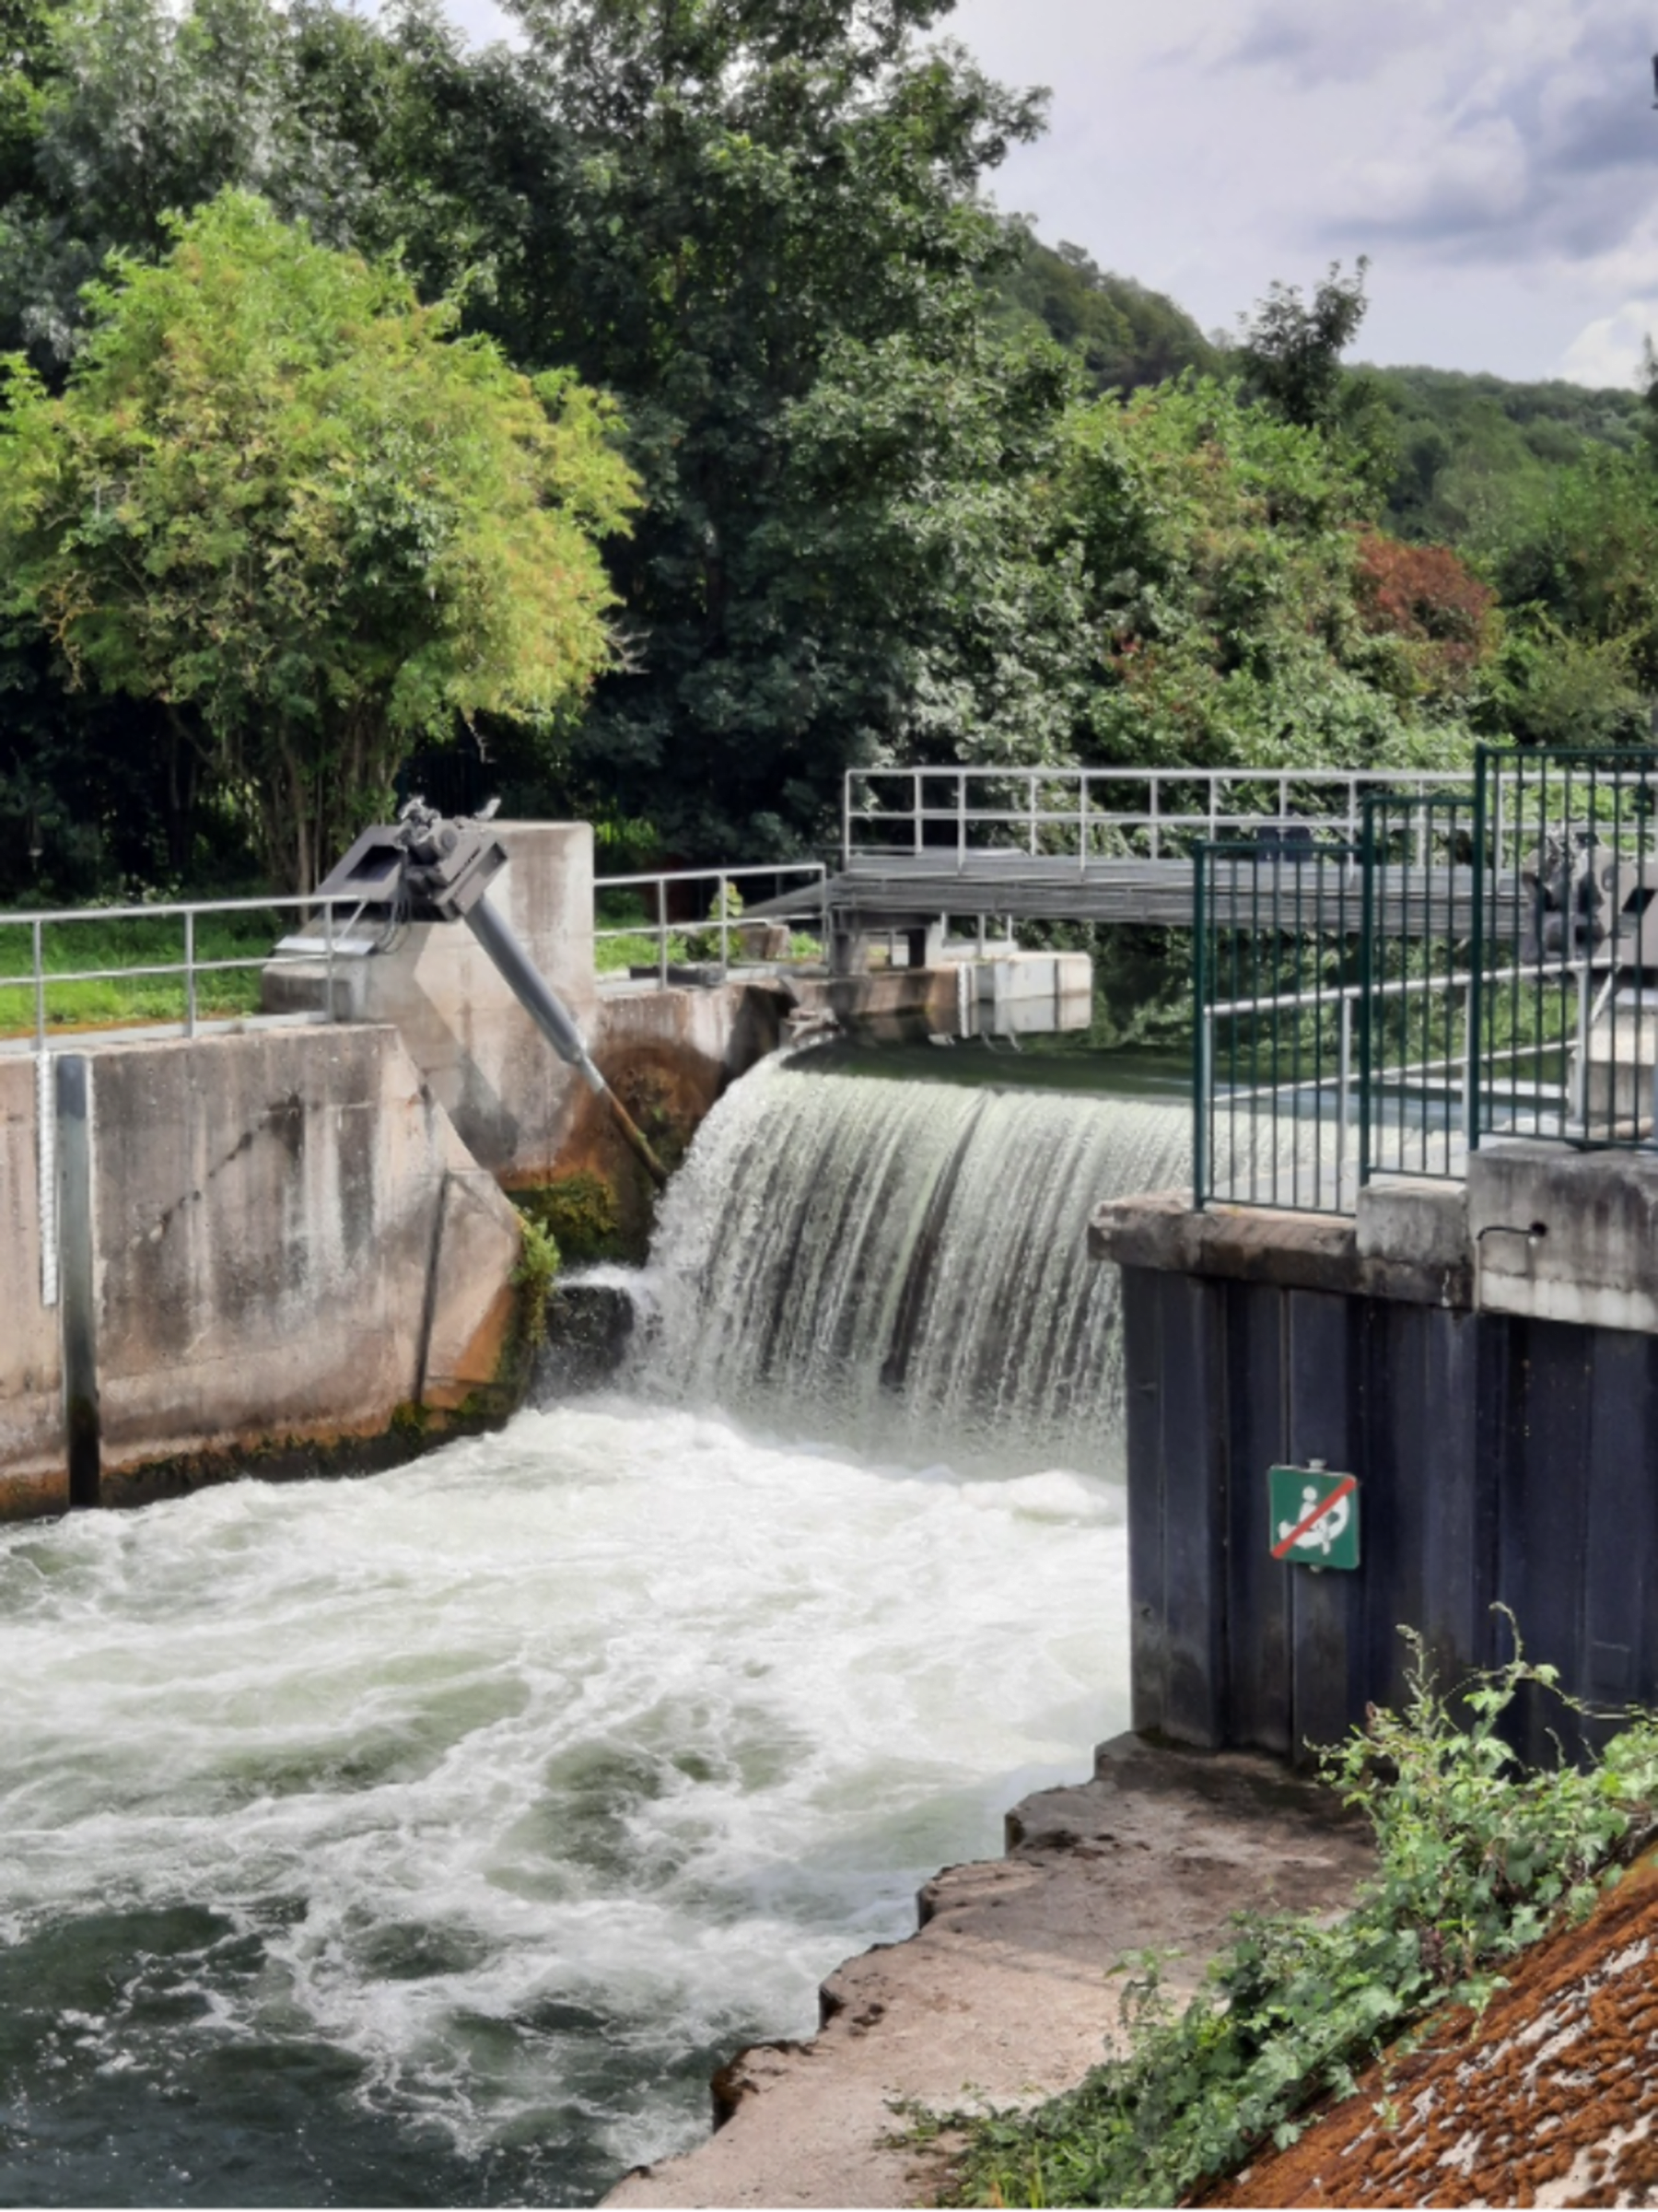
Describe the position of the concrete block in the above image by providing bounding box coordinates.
[1468,1140,1658,1333]
[1356,1176,1470,1274]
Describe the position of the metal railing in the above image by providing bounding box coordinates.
[0,894,372,1050]
[844,765,1474,870]
[1195,838,1365,1212]
[1196,747,1658,1213]
[1472,746,1658,1153]
[593,864,827,985]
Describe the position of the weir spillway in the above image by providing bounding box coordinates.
[0,1062,1183,2206]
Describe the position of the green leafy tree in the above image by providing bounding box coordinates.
[998,231,1220,395]
[0,190,638,888]
[1060,376,1484,776]
[400,0,1057,852]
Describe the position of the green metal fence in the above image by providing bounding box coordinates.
[1472,743,1658,1153]
[1194,834,1362,1211]
[1196,745,1658,1214]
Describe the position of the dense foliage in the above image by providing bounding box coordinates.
[0,0,1652,898]
[0,192,636,886]
[951,1630,1658,2209]
[998,233,1220,395]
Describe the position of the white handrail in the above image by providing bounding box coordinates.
[841,766,1475,868]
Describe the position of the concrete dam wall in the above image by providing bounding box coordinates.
[0,823,785,1518]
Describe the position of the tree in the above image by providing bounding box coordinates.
[397,0,1057,853]
[1059,377,1482,773]
[1237,260,1371,433]
[998,232,1220,395]
[0,190,639,888]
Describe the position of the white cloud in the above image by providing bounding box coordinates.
[944,0,1658,379]
[1559,300,1657,389]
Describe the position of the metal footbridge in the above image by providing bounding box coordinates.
[748,767,1516,940]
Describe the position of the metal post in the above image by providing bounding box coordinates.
[1359,800,1377,1188]
[1469,747,1488,1155]
[184,909,197,1038]
[718,881,730,978]
[657,877,669,987]
[1337,994,1351,1206]
[56,1053,99,1508]
[32,916,44,1052]
[1193,848,1208,1209]
[1460,977,1476,1157]
[914,770,923,857]
[1149,777,1160,862]
[1572,954,1592,1132]
[843,772,853,868]
[324,899,336,1022]
[957,770,967,871]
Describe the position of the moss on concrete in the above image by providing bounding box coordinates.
[513,1168,631,1264]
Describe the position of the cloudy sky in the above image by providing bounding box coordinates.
[440,0,1658,389]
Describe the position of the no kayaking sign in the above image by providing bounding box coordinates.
[1269,1464,1360,1572]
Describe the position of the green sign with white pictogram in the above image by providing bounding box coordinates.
[1269,1466,1360,1571]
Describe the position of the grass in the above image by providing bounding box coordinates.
[0,908,285,1037]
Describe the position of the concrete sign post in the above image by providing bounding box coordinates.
[1269,1465,1360,1571]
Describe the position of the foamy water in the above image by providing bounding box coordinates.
[0,1396,1128,2204]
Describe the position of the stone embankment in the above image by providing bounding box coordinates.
[605,1735,1373,2211]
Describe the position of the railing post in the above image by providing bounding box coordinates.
[1337,994,1352,1207]
[958,769,966,872]
[1572,954,1592,1131]
[1468,748,1488,1156]
[1193,845,1208,1209]
[657,877,669,987]
[913,769,923,857]
[324,899,336,1023]
[184,909,197,1038]
[1149,776,1160,861]
[32,916,44,1053]
[843,771,854,869]
[1359,800,1376,1188]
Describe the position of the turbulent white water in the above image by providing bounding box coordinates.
[0,1061,1184,2206]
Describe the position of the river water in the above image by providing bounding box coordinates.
[0,1061,1189,2206]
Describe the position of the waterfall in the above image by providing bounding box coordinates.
[636,1057,1191,1474]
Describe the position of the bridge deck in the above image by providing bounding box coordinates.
[749,853,1522,935]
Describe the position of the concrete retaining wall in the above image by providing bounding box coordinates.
[1,1026,521,1517]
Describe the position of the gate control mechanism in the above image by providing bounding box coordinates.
[310,800,668,1187]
